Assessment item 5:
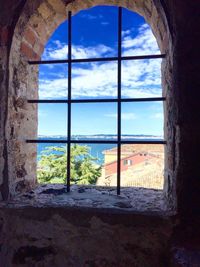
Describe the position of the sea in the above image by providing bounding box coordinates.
[37,135,163,164]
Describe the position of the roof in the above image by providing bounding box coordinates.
[103,144,164,155]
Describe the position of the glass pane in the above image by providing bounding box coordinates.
[39,64,68,100]
[38,103,68,138]
[41,20,68,60]
[120,144,164,189]
[101,145,118,187]
[121,59,162,98]
[72,62,117,99]
[37,143,67,184]
[122,8,160,57]
[72,6,118,59]
[71,103,117,140]
[121,102,164,139]
[70,143,116,186]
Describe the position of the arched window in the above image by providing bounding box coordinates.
[26,6,165,194]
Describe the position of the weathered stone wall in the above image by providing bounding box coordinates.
[168,1,200,216]
[0,1,27,199]
[0,204,172,267]
[1,0,68,197]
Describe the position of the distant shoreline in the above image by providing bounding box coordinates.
[38,135,164,141]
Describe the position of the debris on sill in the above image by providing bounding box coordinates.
[1,184,168,214]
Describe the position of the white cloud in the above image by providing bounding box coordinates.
[122,24,159,55]
[105,112,137,121]
[43,43,113,60]
[71,61,118,98]
[122,113,137,120]
[152,113,163,119]
[122,29,132,37]
[101,21,109,26]
[39,78,68,99]
[152,112,163,119]
[40,23,162,99]
[80,14,103,20]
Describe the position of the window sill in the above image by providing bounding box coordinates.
[0,184,172,216]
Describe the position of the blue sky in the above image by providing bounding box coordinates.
[38,6,163,137]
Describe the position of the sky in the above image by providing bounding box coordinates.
[38,6,163,137]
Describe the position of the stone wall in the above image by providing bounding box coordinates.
[0,211,170,267]
[0,186,172,267]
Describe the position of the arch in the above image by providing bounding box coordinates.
[6,0,174,210]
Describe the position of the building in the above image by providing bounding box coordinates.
[97,144,164,188]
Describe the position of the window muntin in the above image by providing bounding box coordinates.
[27,6,165,195]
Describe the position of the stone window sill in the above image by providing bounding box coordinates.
[0,184,172,216]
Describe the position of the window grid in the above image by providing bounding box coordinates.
[67,10,72,192]
[27,7,166,195]
[117,7,122,194]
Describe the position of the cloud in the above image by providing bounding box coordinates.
[101,22,109,26]
[71,61,118,98]
[43,43,113,60]
[122,29,132,37]
[80,14,103,20]
[39,78,68,99]
[39,23,162,100]
[152,113,163,119]
[122,24,160,55]
[105,112,137,121]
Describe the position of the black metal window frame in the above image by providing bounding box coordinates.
[26,7,166,195]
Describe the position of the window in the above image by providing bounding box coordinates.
[124,159,133,166]
[27,6,165,195]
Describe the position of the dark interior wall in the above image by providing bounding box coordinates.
[0,206,172,267]
[160,0,200,215]
[0,0,27,200]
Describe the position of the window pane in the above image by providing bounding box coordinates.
[72,6,118,59]
[100,145,118,187]
[37,144,67,184]
[121,59,162,98]
[71,62,117,99]
[120,144,164,189]
[41,20,68,60]
[39,64,68,100]
[71,103,117,140]
[121,102,164,139]
[70,143,116,186]
[122,8,160,57]
[38,103,68,138]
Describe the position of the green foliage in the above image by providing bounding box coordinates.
[37,144,102,185]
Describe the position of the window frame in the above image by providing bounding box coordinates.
[26,7,166,195]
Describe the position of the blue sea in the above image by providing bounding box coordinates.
[37,135,163,164]
[37,142,116,164]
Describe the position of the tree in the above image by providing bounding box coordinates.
[37,144,101,185]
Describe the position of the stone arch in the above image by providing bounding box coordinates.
[7,0,174,210]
